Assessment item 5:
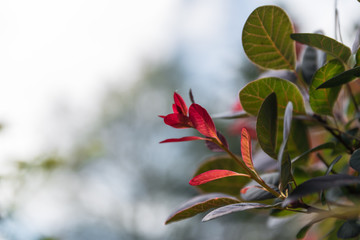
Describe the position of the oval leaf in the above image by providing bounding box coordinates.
[291,33,351,63]
[256,92,278,159]
[350,149,360,172]
[337,220,360,239]
[241,128,256,172]
[283,174,360,206]
[242,5,295,70]
[239,77,305,116]
[309,59,344,115]
[190,170,249,186]
[316,66,360,89]
[165,193,240,224]
[202,202,273,222]
[193,156,250,195]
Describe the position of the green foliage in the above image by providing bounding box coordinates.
[162,3,360,239]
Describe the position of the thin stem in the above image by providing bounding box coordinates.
[316,153,338,174]
[216,141,284,199]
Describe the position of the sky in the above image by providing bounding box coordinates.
[0,0,359,171]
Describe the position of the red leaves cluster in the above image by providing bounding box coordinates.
[160,92,220,143]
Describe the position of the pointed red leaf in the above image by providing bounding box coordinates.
[189,104,217,139]
[163,113,192,128]
[241,128,256,172]
[189,170,250,186]
[160,136,209,143]
[174,92,188,115]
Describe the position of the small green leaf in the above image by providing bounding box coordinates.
[291,33,351,63]
[309,59,344,115]
[337,220,360,239]
[256,92,278,159]
[239,77,305,116]
[292,142,335,163]
[202,202,274,222]
[165,193,240,224]
[193,156,250,195]
[316,66,360,89]
[242,5,295,70]
[350,149,360,172]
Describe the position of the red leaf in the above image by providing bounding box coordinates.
[173,92,188,116]
[160,136,209,143]
[189,104,217,139]
[163,113,192,128]
[241,128,256,172]
[189,170,250,186]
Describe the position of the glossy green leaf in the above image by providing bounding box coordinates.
[291,33,351,63]
[337,220,360,239]
[241,172,279,201]
[202,202,274,222]
[193,156,250,195]
[292,142,335,163]
[316,66,360,89]
[242,6,295,70]
[350,149,360,172]
[256,92,278,159]
[165,193,240,224]
[309,59,344,115]
[283,174,360,206]
[239,77,305,116]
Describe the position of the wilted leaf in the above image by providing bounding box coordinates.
[165,193,240,224]
[239,77,305,116]
[337,219,360,239]
[350,149,360,172]
[316,66,360,89]
[241,128,256,173]
[189,170,250,186]
[291,33,351,63]
[256,92,278,159]
[242,5,295,70]
[202,202,274,222]
[193,156,250,195]
[283,174,360,206]
[309,59,344,115]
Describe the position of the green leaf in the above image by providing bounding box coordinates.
[242,5,295,70]
[296,224,312,239]
[283,174,360,206]
[350,149,360,172]
[165,193,240,224]
[309,59,344,115]
[287,119,310,157]
[316,66,360,89]
[193,156,250,195]
[239,77,305,116]
[291,33,351,63]
[356,48,360,67]
[202,202,275,222]
[256,92,278,159]
[337,220,360,239]
[292,142,335,163]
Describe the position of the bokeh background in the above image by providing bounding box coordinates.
[0,0,359,239]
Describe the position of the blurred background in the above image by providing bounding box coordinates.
[0,0,359,239]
